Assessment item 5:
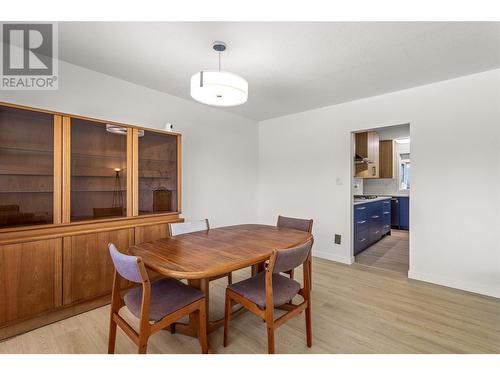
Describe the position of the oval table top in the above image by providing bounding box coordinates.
[129,224,312,279]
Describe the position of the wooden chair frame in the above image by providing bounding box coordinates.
[276,215,313,288]
[223,246,312,354]
[108,257,208,354]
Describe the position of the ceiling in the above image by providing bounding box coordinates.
[58,22,500,121]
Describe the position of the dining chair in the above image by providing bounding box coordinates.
[169,219,232,285]
[276,215,313,287]
[107,243,208,354]
[223,239,313,354]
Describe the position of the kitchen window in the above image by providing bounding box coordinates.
[399,153,410,190]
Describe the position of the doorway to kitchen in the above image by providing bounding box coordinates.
[351,124,410,276]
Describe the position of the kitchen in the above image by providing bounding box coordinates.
[352,124,410,274]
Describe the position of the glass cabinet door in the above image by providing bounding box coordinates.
[0,106,55,228]
[70,119,128,221]
[138,130,178,215]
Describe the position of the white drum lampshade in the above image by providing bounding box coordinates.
[190,70,248,107]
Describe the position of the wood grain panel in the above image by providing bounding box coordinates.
[53,115,63,224]
[62,116,71,223]
[0,238,62,325]
[63,228,134,305]
[132,128,139,216]
[134,223,169,245]
[379,140,394,178]
[129,224,312,279]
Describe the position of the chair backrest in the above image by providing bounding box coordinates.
[108,243,147,284]
[270,239,314,274]
[169,219,209,236]
[277,215,313,233]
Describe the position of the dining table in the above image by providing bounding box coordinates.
[128,223,313,339]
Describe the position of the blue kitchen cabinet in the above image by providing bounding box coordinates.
[399,197,409,230]
[368,201,383,243]
[381,199,391,234]
[354,198,391,255]
[390,196,409,230]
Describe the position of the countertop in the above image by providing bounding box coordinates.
[353,196,392,205]
[370,193,409,198]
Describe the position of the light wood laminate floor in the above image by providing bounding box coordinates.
[0,257,499,354]
[355,229,409,274]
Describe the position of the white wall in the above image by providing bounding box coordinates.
[0,60,259,227]
[258,69,500,298]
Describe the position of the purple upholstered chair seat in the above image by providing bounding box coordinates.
[227,272,301,310]
[123,278,204,322]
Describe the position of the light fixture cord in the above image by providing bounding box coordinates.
[218,51,221,71]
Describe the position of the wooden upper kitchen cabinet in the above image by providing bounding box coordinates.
[379,140,394,179]
[354,131,379,178]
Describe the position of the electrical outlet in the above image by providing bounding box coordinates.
[334,234,341,244]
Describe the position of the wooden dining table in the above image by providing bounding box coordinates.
[128,223,312,339]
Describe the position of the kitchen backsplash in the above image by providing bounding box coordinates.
[363,178,409,196]
[352,178,364,195]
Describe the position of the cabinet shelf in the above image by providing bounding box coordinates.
[0,145,53,154]
[139,176,171,179]
[0,173,53,177]
[139,188,177,191]
[72,152,126,160]
[72,175,126,178]
[0,191,53,193]
[139,158,177,163]
[70,189,126,193]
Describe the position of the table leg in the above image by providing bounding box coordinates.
[169,276,248,341]
[251,261,266,276]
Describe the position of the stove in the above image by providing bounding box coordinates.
[354,195,378,200]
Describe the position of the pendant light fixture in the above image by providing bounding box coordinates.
[190,41,248,107]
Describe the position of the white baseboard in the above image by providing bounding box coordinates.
[408,269,500,299]
[313,249,354,265]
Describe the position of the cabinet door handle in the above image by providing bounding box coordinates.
[383,211,390,215]
[360,238,366,242]
[371,215,379,219]
[375,230,380,234]
[356,207,366,210]
[357,220,366,224]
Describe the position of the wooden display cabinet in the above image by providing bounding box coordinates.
[0,102,182,339]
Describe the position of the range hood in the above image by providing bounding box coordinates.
[354,154,371,164]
